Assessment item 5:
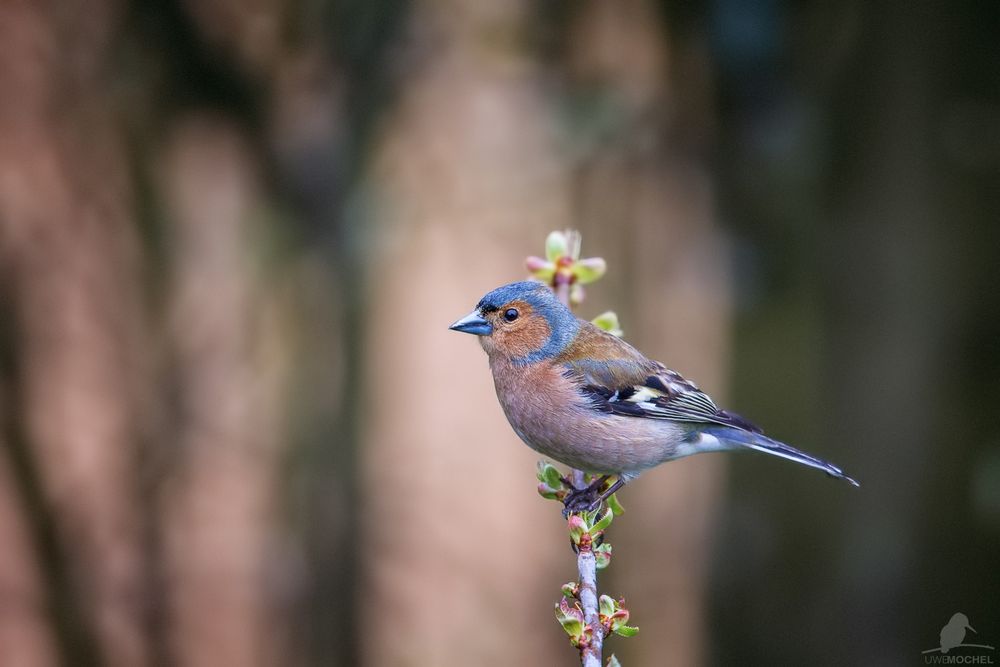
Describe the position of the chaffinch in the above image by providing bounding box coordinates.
[450,280,858,510]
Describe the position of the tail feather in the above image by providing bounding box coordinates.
[702,427,859,487]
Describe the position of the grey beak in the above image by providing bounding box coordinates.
[449,310,492,336]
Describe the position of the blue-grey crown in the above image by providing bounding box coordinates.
[475,280,579,364]
[476,280,548,312]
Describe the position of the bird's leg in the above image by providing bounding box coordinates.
[562,474,611,516]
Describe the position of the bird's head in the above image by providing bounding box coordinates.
[946,613,976,634]
[449,280,580,363]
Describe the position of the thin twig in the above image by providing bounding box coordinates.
[577,546,603,667]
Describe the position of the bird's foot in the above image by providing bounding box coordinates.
[561,475,610,518]
[561,475,627,518]
[561,490,599,518]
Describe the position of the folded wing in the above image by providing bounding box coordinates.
[556,322,762,433]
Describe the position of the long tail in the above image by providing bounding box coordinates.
[700,426,860,487]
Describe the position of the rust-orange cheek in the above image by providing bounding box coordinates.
[495,314,551,360]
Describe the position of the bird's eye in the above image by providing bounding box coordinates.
[503,308,519,322]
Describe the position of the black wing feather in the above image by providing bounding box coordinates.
[577,368,763,433]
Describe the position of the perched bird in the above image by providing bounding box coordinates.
[449,280,858,510]
[939,613,977,654]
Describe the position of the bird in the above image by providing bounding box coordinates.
[449,280,858,511]
[940,613,976,654]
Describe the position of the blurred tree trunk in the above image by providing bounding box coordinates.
[0,454,58,667]
[819,1,952,662]
[158,117,289,667]
[358,2,574,665]
[0,2,150,665]
[566,2,729,665]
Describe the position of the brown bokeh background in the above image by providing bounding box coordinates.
[0,1,996,666]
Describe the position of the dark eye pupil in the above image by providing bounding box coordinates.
[504,308,519,322]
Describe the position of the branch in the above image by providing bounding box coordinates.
[577,542,603,667]
[530,231,635,667]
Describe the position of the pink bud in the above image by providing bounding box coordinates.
[525,256,556,281]
[567,514,587,545]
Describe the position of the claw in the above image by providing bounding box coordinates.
[560,475,626,517]
[561,475,610,516]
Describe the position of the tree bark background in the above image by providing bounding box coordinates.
[158,116,289,667]
[707,0,999,664]
[0,2,149,665]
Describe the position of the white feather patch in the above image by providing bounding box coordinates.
[673,431,730,458]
